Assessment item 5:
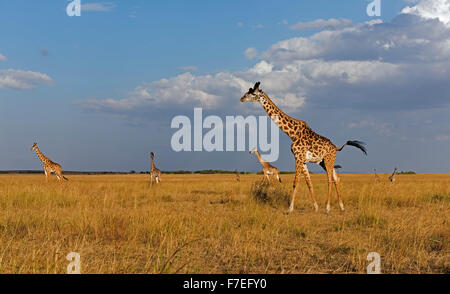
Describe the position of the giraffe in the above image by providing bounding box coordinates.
[30,143,68,181]
[150,152,162,186]
[374,168,380,182]
[389,167,397,182]
[235,169,240,182]
[249,148,281,183]
[240,82,367,213]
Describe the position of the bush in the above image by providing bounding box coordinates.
[250,180,290,207]
[397,171,416,174]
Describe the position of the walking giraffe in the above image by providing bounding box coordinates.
[249,148,281,183]
[30,143,68,181]
[150,152,162,186]
[240,82,366,213]
[374,168,380,182]
[389,167,397,182]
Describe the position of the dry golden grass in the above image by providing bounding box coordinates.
[0,173,448,273]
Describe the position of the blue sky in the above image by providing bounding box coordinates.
[0,0,449,173]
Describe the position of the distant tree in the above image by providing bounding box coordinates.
[397,170,416,174]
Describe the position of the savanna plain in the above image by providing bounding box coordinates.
[0,173,448,273]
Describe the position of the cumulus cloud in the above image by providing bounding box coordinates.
[0,53,6,61]
[290,18,353,30]
[77,72,250,113]
[81,2,116,12]
[401,0,450,25]
[0,69,54,90]
[79,0,450,118]
[244,47,258,59]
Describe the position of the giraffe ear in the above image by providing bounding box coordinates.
[253,82,260,91]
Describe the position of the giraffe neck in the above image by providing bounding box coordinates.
[259,92,299,139]
[254,151,266,165]
[151,158,155,170]
[34,147,49,164]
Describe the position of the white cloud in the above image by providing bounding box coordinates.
[0,69,54,90]
[180,65,198,72]
[244,48,258,60]
[436,134,450,141]
[401,0,450,25]
[81,2,116,12]
[79,0,450,118]
[78,72,250,112]
[347,120,394,136]
[290,18,353,30]
[0,53,6,62]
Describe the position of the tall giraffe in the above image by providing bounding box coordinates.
[240,82,366,213]
[389,167,397,182]
[150,152,162,185]
[374,168,380,182]
[249,148,281,183]
[30,143,68,181]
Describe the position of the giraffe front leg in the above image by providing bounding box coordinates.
[302,163,318,212]
[44,168,49,182]
[286,161,303,214]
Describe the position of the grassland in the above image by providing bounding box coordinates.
[0,173,448,273]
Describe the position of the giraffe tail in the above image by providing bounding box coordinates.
[63,176,69,181]
[337,140,367,155]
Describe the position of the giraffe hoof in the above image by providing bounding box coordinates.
[339,202,345,211]
[326,204,331,214]
[314,203,319,212]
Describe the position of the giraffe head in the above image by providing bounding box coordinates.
[249,148,258,154]
[240,82,264,103]
[30,143,37,151]
[150,152,155,159]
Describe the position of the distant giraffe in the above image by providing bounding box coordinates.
[249,148,281,183]
[30,143,68,181]
[389,167,397,182]
[374,168,380,182]
[235,169,240,182]
[241,82,366,213]
[150,152,162,186]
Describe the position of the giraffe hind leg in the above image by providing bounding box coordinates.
[321,158,344,213]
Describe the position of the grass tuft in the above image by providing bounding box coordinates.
[250,180,290,207]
